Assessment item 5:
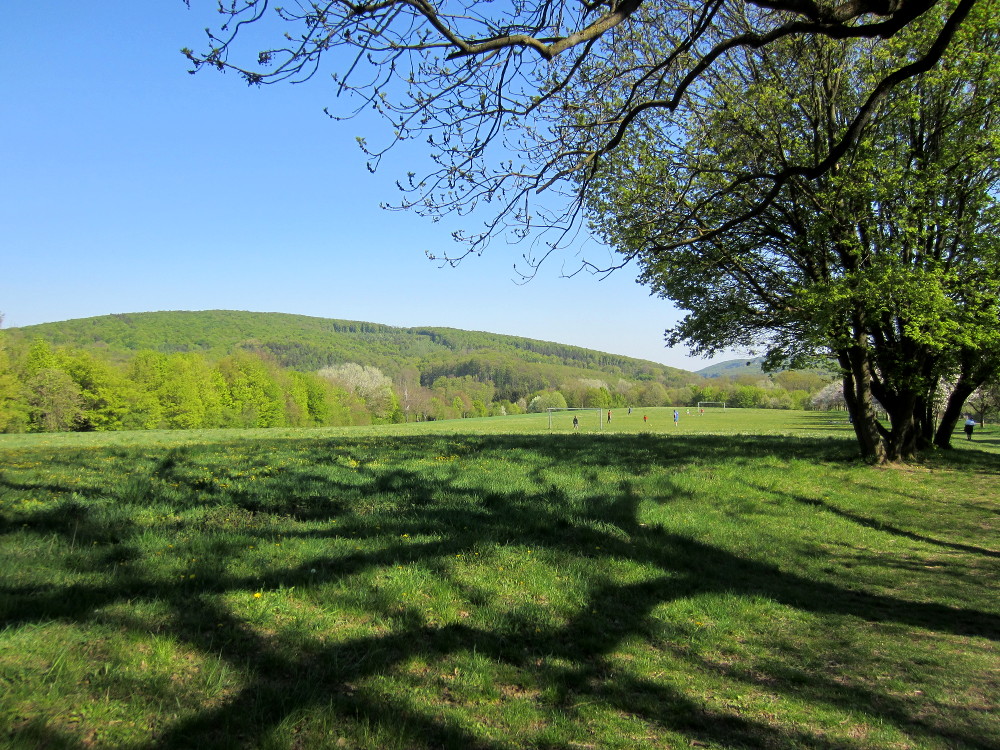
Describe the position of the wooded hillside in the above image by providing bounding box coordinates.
[0,311,832,432]
[13,311,683,377]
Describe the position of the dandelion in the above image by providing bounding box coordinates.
[254,592,262,599]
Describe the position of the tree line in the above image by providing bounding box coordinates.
[0,333,836,434]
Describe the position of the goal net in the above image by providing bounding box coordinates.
[697,401,727,412]
[547,407,604,430]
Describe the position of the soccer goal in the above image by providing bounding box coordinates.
[697,401,727,412]
[547,407,604,430]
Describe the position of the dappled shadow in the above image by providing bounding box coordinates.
[1,433,997,749]
[923,445,1000,476]
[753,484,1000,560]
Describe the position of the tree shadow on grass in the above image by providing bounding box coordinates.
[1,433,997,749]
[758,485,1000,560]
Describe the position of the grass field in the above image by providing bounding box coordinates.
[1,409,997,749]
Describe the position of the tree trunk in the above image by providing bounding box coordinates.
[935,381,975,449]
[916,395,936,448]
[838,349,887,463]
[934,352,1000,449]
[881,393,922,462]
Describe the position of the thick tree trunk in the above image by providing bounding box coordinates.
[837,346,925,462]
[838,348,887,463]
[916,395,936,448]
[881,393,922,462]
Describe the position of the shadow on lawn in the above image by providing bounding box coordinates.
[769,488,1000,560]
[1,433,997,749]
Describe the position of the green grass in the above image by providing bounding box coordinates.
[0,410,997,749]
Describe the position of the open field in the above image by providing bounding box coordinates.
[0,407,885,449]
[1,411,997,749]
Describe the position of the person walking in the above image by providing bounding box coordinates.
[964,415,977,441]
[673,409,679,426]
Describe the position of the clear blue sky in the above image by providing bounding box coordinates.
[2,1,736,372]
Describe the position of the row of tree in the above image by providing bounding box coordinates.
[0,333,837,433]
[0,339,372,433]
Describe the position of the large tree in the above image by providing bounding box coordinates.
[582,1,1000,461]
[182,0,979,261]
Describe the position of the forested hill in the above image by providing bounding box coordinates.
[8,309,691,386]
[2,311,834,433]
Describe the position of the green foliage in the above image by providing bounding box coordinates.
[319,363,402,423]
[10,311,690,385]
[217,352,289,428]
[24,368,82,432]
[56,349,132,431]
[23,338,57,375]
[0,332,27,432]
[581,1,1000,460]
[527,390,568,412]
[1,312,836,434]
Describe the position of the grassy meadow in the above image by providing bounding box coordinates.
[1,409,997,749]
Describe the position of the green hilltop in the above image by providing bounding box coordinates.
[1,311,833,434]
[7,309,696,399]
[9,308,693,373]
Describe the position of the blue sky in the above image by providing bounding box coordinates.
[2,1,734,371]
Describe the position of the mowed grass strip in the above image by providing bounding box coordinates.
[0,412,996,749]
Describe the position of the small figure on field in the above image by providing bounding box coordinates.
[573,415,579,431]
[607,410,612,424]
[643,415,648,424]
[964,415,977,440]
[628,406,632,415]
[673,409,679,426]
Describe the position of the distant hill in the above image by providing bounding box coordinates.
[697,355,838,379]
[696,357,767,378]
[8,310,698,401]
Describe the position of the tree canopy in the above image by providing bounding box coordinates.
[582,0,1000,460]
[182,0,979,263]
